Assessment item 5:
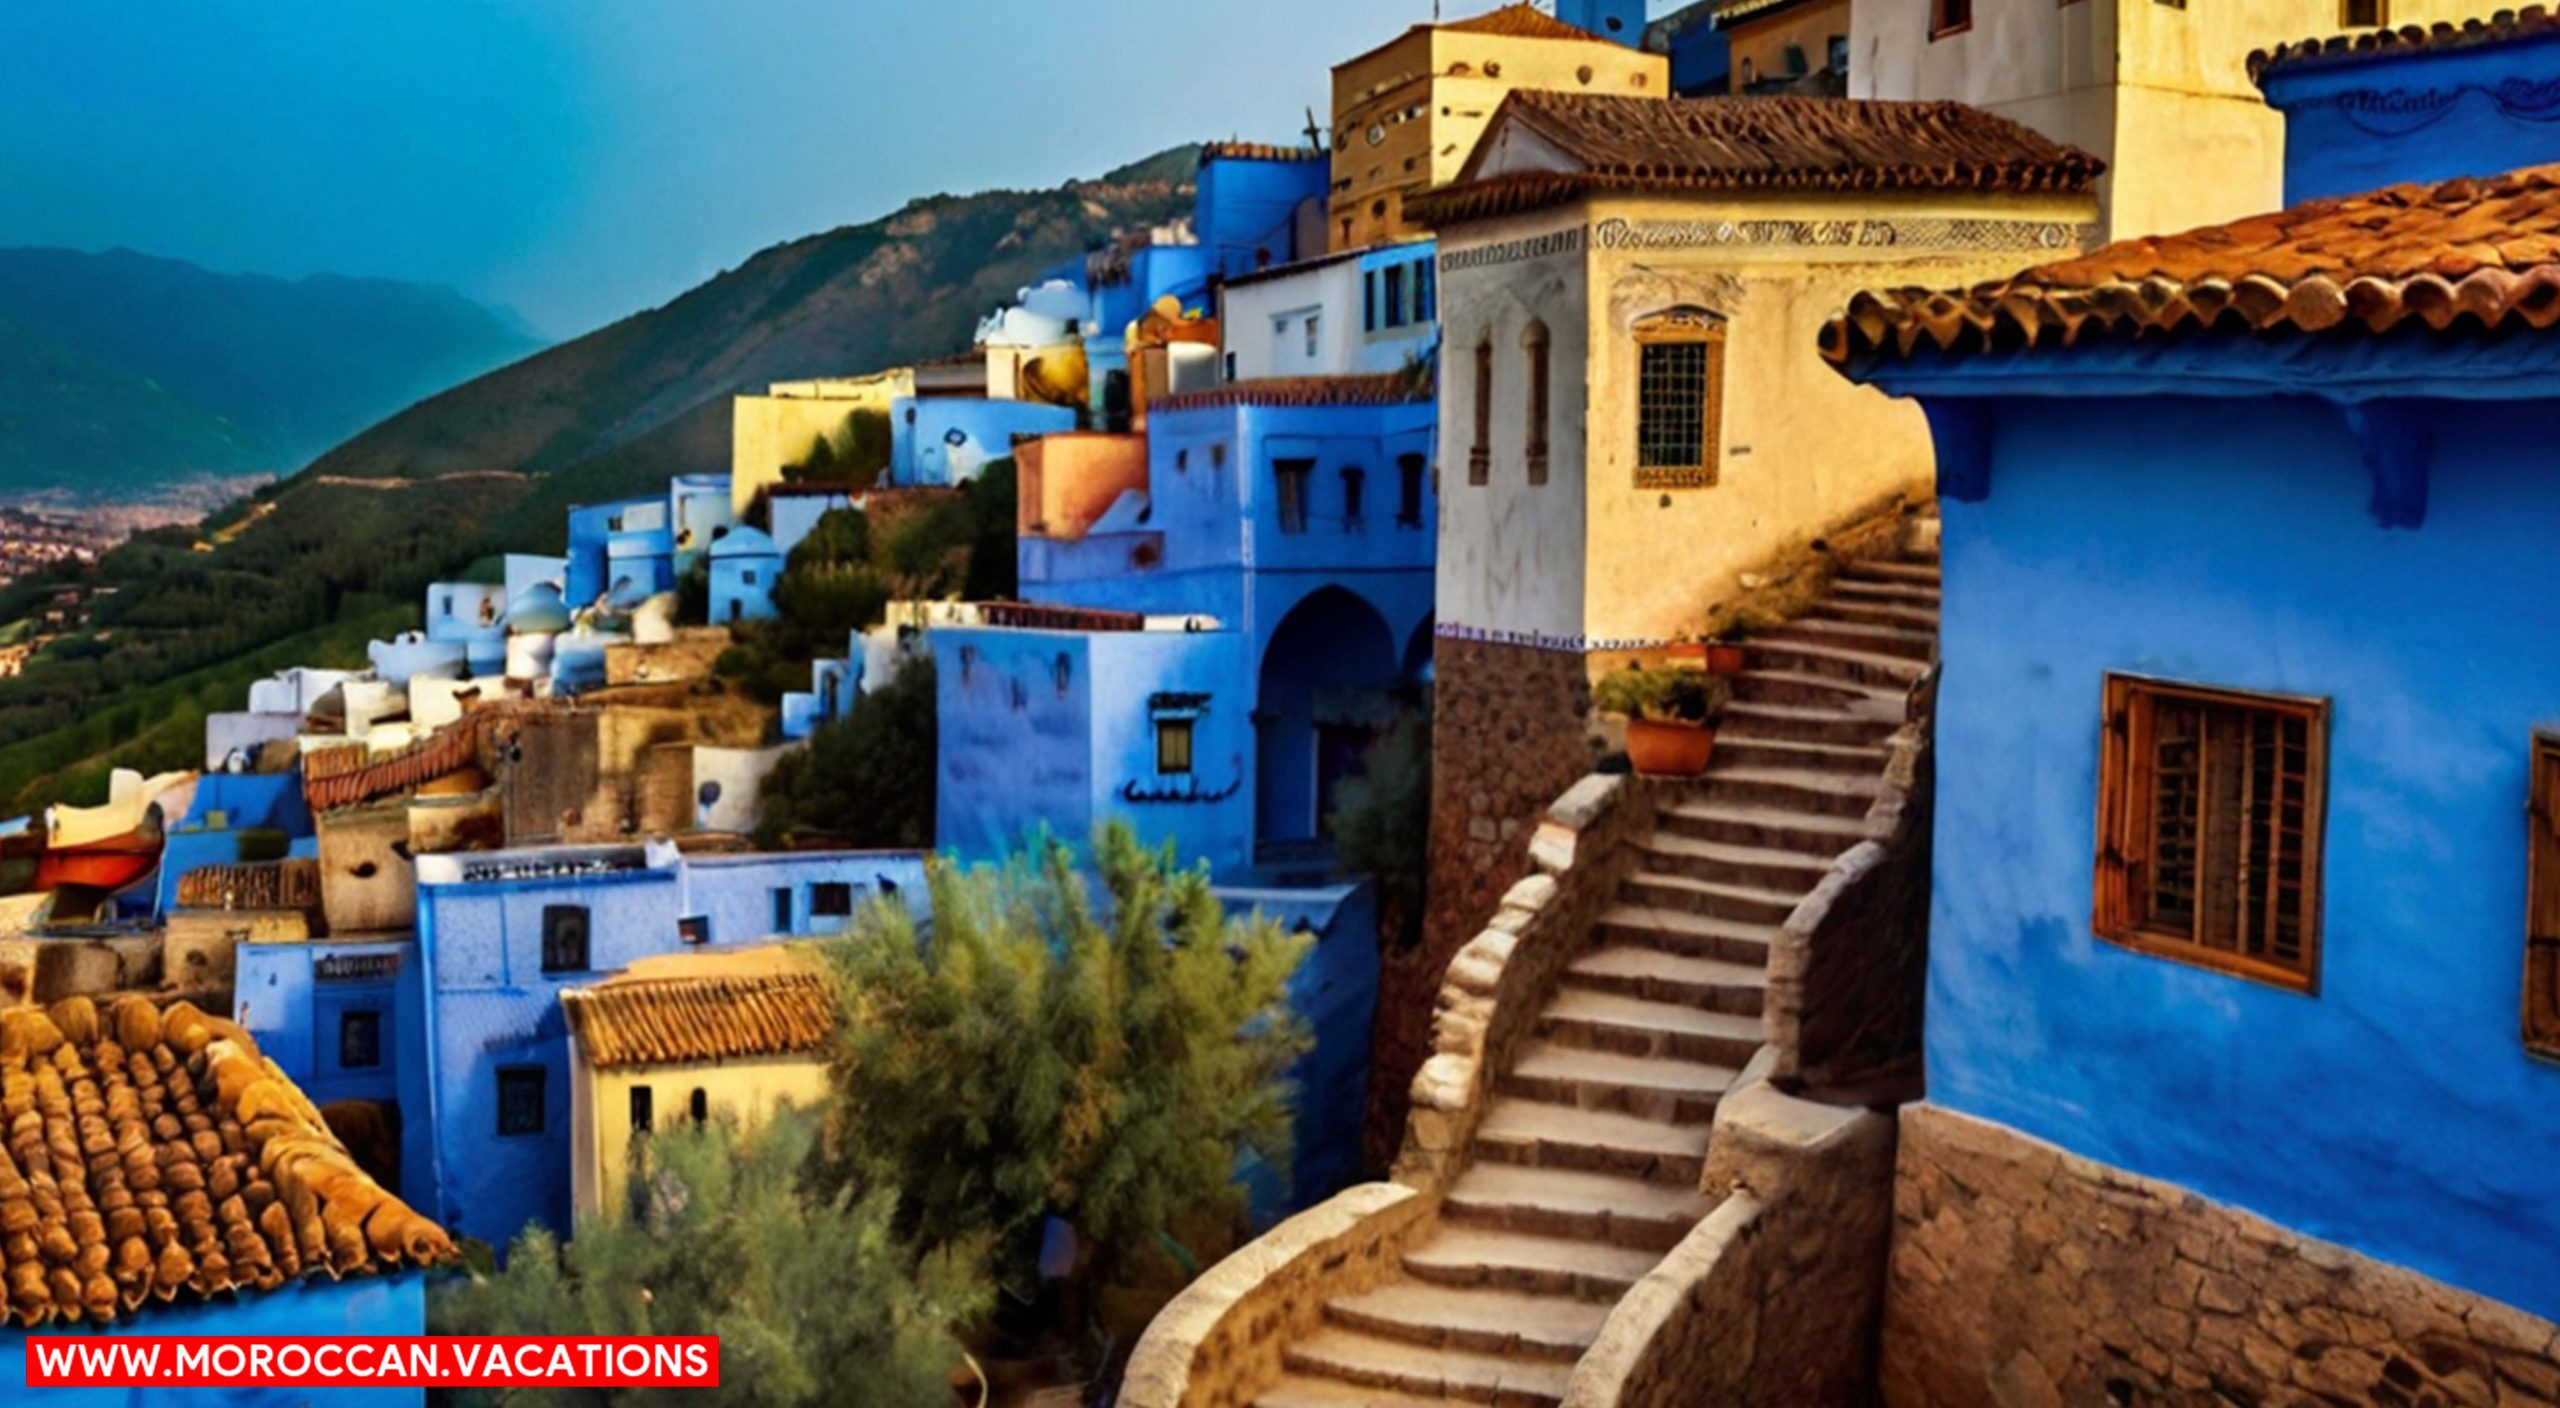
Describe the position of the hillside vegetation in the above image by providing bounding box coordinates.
[0,147,1200,818]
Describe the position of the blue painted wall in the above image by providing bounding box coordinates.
[934,626,1253,874]
[565,498,658,610]
[1924,390,2560,1319]
[2263,36,2560,203]
[1218,880,1379,1215]
[2,1272,428,1408]
[234,937,429,1196]
[889,398,1076,488]
[1555,0,1646,45]
[415,848,927,1247]
[669,475,736,579]
[708,527,781,625]
[770,490,853,558]
[1195,153,1328,280]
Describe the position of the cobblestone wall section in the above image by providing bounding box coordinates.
[1885,1104,2560,1408]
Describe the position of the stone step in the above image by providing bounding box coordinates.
[1728,668,1906,711]
[1818,597,1941,632]
[1324,1283,1609,1362]
[1402,1225,1661,1301]
[1633,830,1843,890]
[1746,638,1929,690]
[1838,558,1941,585]
[1716,699,1903,748]
[1257,1374,1449,1408]
[1284,1329,1574,1407]
[1443,1162,1716,1253]
[1592,902,1777,966]
[1538,987,1765,1068]
[1758,616,1936,662]
[1709,734,1890,776]
[1474,1095,1714,1184]
[1655,798,1871,856]
[1829,576,1940,605]
[1699,764,1882,820]
[1619,869,1805,926]
[1566,944,1767,1014]
[1505,1039,1739,1123]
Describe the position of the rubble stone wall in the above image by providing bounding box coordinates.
[1568,1057,1898,1408]
[1884,1104,2560,1408]
[1376,635,1592,1162]
[1768,686,1934,1091]
[1116,1183,1433,1408]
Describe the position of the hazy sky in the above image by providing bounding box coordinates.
[0,0,1493,340]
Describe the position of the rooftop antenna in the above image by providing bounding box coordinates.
[1302,106,1326,153]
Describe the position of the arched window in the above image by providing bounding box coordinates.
[1469,333,1494,486]
[1522,320,1552,487]
[1634,308,1727,490]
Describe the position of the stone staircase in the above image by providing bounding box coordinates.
[1254,554,1939,1408]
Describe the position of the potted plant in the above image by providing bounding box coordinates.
[1595,665,1731,778]
[1670,608,1766,675]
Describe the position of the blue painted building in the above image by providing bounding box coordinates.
[669,473,737,578]
[1554,0,1647,45]
[411,842,927,1245]
[1193,144,1331,282]
[887,397,1076,488]
[707,524,782,625]
[152,772,315,921]
[2256,16,2560,204]
[1828,165,2560,1320]
[233,935,430,1195]
[423,582,508,675]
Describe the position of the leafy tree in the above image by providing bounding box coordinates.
[754,657,938,850]
[430,1108,990,1408]
[820,824,1311,1323]
[1328,707,1433,951]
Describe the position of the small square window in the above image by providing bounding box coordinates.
[339,1010,382,1070]
[540,905,590,974]
[2342,0,2386,25]
[678,915,711,946]
[1931,0,1972,35]
[2095,675,2327,992]
[1157,718,1195,776]
[498,1066,547,1136]
[812,882,855,918]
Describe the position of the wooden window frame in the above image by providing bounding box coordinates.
[1633,310,1725,491]
[1274,457,1314,534]
[1523,319,1552,487]
[1469,336,1493,486]
[2094,674,2329,993]
[2525,733,2560,1058]
[1156,717,1196,776]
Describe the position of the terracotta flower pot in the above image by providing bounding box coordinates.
[1626,718,1717,778]
[1703,643,1748,675]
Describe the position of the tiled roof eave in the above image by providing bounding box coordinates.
[1412,162,2100,228]
[2251,9,2560,84]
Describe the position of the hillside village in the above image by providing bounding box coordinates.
[5,1,2560,1404]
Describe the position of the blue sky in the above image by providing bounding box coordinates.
[0,0,1476,339]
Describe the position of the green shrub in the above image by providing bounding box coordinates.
[1593,665,1730,724]
[754,657,937,849]
[1327,709,1431,951]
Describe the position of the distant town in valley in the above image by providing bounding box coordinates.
[2,3,2556,1407]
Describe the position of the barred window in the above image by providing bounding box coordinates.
[2526,735,2560,1057]
[1523,320,1552,487]
[2096,675,2327,991]
[1635,310,1724,489]
[497,1066,546,1136]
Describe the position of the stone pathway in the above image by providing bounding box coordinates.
[1255,554,1938,1408]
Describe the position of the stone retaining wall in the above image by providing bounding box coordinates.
[1396,774,1656,1188]
[1767,674,1935,1091]
[1383,636,1595,1162]
[1567,1053,1898,1408]
[1884,1104,2560,1408]
[1117,1183,1432,1408]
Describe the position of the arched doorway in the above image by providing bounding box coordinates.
[1257,587,1399,849]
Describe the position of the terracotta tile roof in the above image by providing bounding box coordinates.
[302,716,486,813]
[1821,165,2560,373]
[1410,94,2102,226]
[562,967,834,1072]
[1198,141,1326,165]
[1442,3,1611,42]
[2251,8,2560,83]
[1153,371,1434,413]
[0,995,456,1328]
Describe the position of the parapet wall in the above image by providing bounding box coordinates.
[1883,1104,2560,1408]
